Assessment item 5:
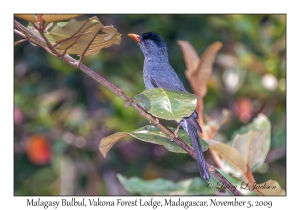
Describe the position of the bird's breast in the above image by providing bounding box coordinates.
[143,65,154,90]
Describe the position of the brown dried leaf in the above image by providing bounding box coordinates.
[43,14,82,23]
[38,89,69,106]
[99,132,128,158]
[102,26,117,41]
[178,41,222,139]
[84,32,121,55]
[14,14,37,23]
[205,139,247,173]
[177,40,200,79]
[49,17,100,43]
[197,41,223,97]
[49,16,121,56]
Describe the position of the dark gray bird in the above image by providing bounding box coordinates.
[128,32,210,180]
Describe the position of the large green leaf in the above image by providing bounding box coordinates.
[232,131,267,170]
[232,114,271,171]
[99,125,208,157]
[222,114,271,176]
[134,88,197,121]
[129,125,208,153]
[117,174,216,195]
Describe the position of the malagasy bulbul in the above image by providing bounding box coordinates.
[129,32,210,180]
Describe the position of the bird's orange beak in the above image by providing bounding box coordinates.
[128,33,140,42]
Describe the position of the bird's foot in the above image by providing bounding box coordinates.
[75,60,81,68]
[151,117,159,125]
[124,97,134,109]
[149,117,159,125]
[173,123,181,138]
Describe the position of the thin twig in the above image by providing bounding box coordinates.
[14,21,47,48]
[14,39,27,46]
[14,29,41,48]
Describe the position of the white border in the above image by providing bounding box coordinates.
[4,0,295,209]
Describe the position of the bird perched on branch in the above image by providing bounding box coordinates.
[128,32,210,180]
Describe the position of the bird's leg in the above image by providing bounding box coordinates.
[173,122,182,138]
[76,56,83,68]
[124,97,134,110]
[149,117,159,125]
[154,117,159,125]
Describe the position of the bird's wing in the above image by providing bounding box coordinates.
[149,68,185,92]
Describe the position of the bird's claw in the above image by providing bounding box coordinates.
[149,117,159,125]
[173,123,181,138]
[124,97,134,109]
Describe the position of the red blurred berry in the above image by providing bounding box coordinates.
[235,98,253,123]
[26,135,51,165]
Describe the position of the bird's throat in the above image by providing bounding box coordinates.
[144,48,169,63]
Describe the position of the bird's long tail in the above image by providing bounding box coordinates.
[181,112,210,181]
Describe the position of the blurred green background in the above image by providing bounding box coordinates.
[14,14,286,195]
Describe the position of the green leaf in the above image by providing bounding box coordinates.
[99,125,208,158]
[117,174,217,195]
[232,114,271,171]
[129,125,208,153]
[57,22,68,27]
[204,109,231,137]
[134,88,197,121]
[217,109,231,130]
[26,23,56,44]
[232,131,267,170]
